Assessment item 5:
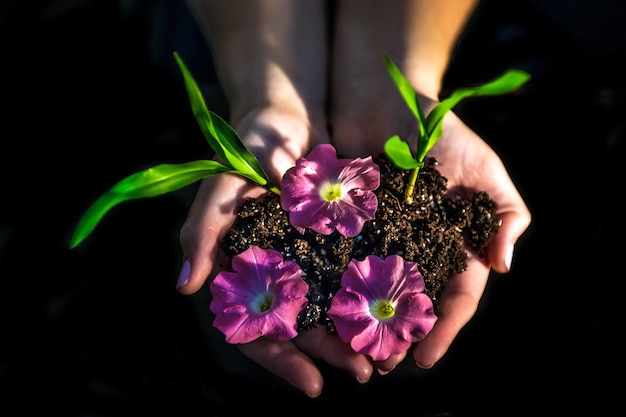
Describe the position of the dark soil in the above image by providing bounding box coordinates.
[220,155,501,332]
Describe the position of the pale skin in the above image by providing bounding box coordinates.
[181,0,532,398]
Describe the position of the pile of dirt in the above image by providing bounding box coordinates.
[220,156,501,332]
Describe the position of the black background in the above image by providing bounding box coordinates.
[1,0,624,415]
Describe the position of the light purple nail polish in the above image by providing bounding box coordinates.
[176,260,191,289]
[505,244,514,271]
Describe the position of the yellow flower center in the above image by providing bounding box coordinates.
[371,300,395,320]
[319,181,344,202]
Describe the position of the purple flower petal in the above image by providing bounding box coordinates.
[210,245,309,344]
[281,144,380,237]
[328,255,437,361]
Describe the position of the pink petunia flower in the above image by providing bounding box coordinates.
[210,245,309,344]
[280,143,380,237]
[327,254,437,361]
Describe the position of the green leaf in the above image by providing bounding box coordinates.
[173,52,269,186]
[418,69,531,161]
[381,53,427,143]
[69,160,233,249]
[384,135,424,170]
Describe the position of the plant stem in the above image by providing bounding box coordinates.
[404,167,419,204]
[268,185,281,196]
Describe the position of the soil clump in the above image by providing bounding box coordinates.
[220,156,500,332]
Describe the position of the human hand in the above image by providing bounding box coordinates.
[410,106,532,368]
[176,106,378,397]
[330,85,531,373]
[177,105,328,295]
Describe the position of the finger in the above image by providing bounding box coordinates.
[238,337,324,398]
[293,326,374,384]
[412,254,490,368]
[487,203,532,274]
[467,146,531,274]
[177,174,263,295]
[374,351,407,375]
[433,117,532,274]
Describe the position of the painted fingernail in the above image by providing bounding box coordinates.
[505,244,514,271]
[176,259,191,289]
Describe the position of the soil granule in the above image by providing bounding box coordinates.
[220,155,501,333]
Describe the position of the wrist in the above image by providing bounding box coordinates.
[228,104,329,186]
[227,78,326,131]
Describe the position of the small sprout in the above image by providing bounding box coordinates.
[382,52,531,204]
[69,53,277,249]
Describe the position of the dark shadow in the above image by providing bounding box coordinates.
[0,0,623,415]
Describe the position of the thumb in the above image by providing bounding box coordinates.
[175,174,257,295]
[176,225,226,295]
[487,205,532,274]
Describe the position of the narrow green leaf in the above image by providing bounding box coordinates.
[384,135,424,170]
[381,53,427,143]
[206,111,270,186]
[173,52,269,186]
[418,69,531,160]
[69,160,233,249]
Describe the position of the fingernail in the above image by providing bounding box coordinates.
[176,260,191,289]
[377,365,395,376]
[505,244,514,271]
[356,375,370,384]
